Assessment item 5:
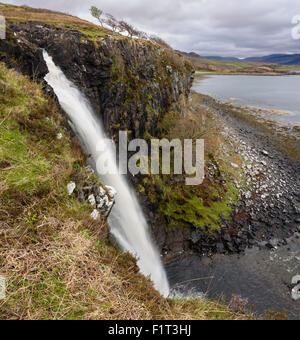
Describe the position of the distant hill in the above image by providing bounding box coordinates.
[244,54,300,65]
[202,54,300,65]
[178,51,298,74]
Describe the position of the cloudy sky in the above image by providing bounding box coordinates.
[3,0,300,57]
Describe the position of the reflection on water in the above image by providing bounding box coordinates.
[193,75,300,126]
[167,235,300,319]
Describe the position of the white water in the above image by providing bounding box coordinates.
[43,51,170,297]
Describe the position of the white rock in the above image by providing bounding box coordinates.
[230,163,239,169]
[292,285,300,301]
[104,200,114,217]
[97,195,109,209]
[105,186,117,199]
[291,275,300,285]
[88,194,96,207]
[67,182,76,195]
[57,133,63,140]
[98,186,106,197]
[90,209,100,220]
[97,200,105,209]
[245,192,252,199]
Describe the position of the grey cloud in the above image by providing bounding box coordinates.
[3,0,300,57]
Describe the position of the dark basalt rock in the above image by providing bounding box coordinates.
[2,21,193,141]
[0,29,48,79]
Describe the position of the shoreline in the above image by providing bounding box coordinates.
[164,92,300,318]
[156,92,300,262]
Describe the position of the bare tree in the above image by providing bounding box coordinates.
[105,14,119,32]
[118,20,139,38]
[90,6,104,25]
[137,31,149,40]
[150,35,170,48]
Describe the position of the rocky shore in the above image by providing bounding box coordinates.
[147,93,300,261]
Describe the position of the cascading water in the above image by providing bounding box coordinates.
[43,51,170,297]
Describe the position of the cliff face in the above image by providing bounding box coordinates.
[0,10,195,259]
[0,21,194,139]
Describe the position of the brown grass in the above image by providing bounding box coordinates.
[0,50,253,320]
[0,3,93,26]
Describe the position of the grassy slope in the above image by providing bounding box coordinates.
[0,53,253,321]
[0,2,115,40]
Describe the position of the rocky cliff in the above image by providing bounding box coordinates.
[0,6,199,259]
[0,20,194,139]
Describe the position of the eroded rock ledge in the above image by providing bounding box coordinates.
[1,21,194,140]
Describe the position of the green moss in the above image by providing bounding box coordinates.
[159,179,239,230]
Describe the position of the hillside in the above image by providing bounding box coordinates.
[179,51,298,74]
[245,54,300,65]
[0,3,255,320]
[204,54,300,66]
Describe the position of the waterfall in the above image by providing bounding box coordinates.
[43,51,170,297]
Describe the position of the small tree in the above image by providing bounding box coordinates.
[150,35,170,48]
[118,20,139,38]
[90,6,104,25]
[105,14,119,32]
[137,31,149,40]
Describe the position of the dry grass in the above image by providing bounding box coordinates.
[0,59,253,320]
[0,3,113,40]
[0,3,92,26]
